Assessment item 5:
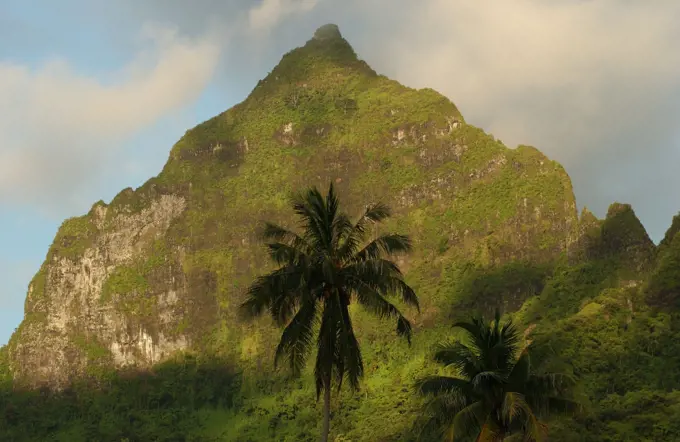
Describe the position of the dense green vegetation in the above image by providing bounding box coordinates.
[414,313,578,441]
[2,24,680,442]
[0,353,241,441]
[241,184,419,441]
[2,221,680,441]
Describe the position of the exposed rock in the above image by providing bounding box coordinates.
[9,195,188,388]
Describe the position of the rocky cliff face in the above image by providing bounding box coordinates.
[8,196,193,387]
[582,203,656,273]
[7,25,580,388]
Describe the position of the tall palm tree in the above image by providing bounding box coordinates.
[241,183,419,442]
[415,312,579,442]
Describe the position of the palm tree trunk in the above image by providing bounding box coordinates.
[320,384,331,442]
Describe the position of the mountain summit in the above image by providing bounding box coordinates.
[6,25,577,390]
[313,23,343,41]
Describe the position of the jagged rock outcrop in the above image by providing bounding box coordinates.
[586,203,656,271]
[6,24,580,388]
[7,195,196,387]
[570,206,602,261]
[646,224,680,309]
[659,212,680,252]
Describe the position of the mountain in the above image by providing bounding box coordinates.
[4,23,577,388]
[2,24,680,442]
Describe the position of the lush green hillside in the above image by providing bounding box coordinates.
[1,24,679,441]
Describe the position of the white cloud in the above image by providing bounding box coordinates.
[342,0,680,239]
[248,0,319,32]
[364,1,680,152]
[0,23,222,214]
[4,0,680,239]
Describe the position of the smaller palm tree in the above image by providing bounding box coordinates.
[414,312,579,442]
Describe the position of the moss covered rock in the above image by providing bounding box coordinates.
[1,28,676,435]
[7,25,578,397]
[646,231,680,309]
[584,203,656,273]
[659,212,680,252]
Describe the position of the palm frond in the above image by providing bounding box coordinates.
[396,316,413,344]
[337,297,363,391]
[358,202,391,225]
[453,317,491,353]
[239,266,305,322]
[331,213,354,251]
[266,242,309,266]
[353,234,412,262]
[415,375,472,397]
[532,396,582,418]
[342,259,419,311]
[291,187,331,250]
[433,342,482,380]
[514,400,546,442]
[469,370,504,390]
[415,395,469,442]
[451,400,486,441]
[274,296,318,375]
[342,258,403,282]
[348,202,392,243]
[501,392,531,427]
[454,314,521,375]
[325,182,340,226]
[389,278,420,311]
[495,319,521,367]
[337,202,393,260]
[476,420,502,442]
[353,280,413,344]
[269,290,302,326]
[507,348,531,389]
[314,299,338,399]
[261,222,314,254]
[523,373,582,416]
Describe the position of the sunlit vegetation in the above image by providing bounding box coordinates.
[2,25,680,442]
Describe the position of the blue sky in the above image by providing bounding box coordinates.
[2,0,680,345]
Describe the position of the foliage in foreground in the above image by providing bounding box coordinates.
[240,183,419,441]
[2,250,680,441]
[414,313,579,441]
[0,354,240,442]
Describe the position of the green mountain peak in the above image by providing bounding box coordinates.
[312,23,343,41]
[245,23,372,105]
[20,25,676,441]
[5,22,680,442]
[659,211,680,250]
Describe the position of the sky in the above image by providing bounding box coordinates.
[2,0,680,345]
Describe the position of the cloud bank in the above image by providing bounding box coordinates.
[325,0,680,240]
[351,0,680,240]
[0,24,221,213]
[4,0,680,240]
[249,0,319,31]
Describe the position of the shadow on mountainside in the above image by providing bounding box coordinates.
[0,354,241,442]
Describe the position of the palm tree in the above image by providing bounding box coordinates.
[241,183,419,442]
[414,312,579,441]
